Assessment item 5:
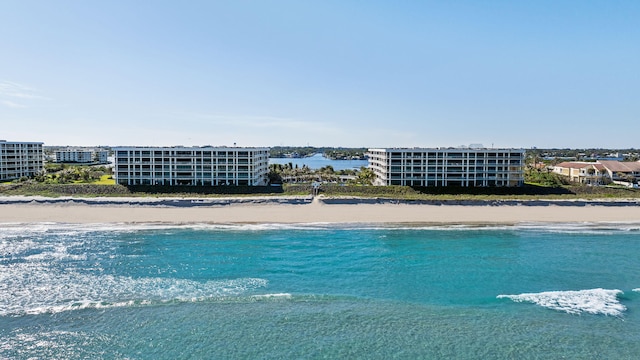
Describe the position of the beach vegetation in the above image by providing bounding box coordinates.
[524,167,568,187]
[267,164,284,184]
[282,183,640,200]
[2,181,639,200]
[350,167,376,185]
[26,164,114,185]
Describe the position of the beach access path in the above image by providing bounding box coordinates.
[1,196,640,224]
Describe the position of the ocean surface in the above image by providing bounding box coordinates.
[269,153,368,171]
[2,222,640,359]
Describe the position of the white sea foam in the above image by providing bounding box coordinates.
[0,222,342,233]
[512,222,640,234]
[497,288,626,316]
[0,267,269,316]
[412,222,640,233]
[633,289,640,292]
[3,221,640,234]
[250,293,293,300]
[0,225,274,316]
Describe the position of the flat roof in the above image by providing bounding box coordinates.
[0,140,44,145]
[112,146,269,150]
[368,147,524,152]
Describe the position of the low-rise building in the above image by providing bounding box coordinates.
[597,160,640,181]
[552,160,640,185]
[113,146,270,186]
[552,162,608,185]
[367,147,525,187]
[0,140,44,181]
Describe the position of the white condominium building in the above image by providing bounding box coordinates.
[55,149,109,164]
[55,150,92,163]
[95,150,109,164]
[0,140,44,181]
[368,148,525,187]
[113,146,270,186]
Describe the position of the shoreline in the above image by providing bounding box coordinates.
[0,195,639,224]
[2,195,640,207]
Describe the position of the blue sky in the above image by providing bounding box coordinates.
[1,1,638,148]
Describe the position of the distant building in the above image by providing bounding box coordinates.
[55,150,92,163]
[55,149,109,164]
[95,150,109,164]
[367,148,525,187]
[0,140,44,181]
[113,146,270,186]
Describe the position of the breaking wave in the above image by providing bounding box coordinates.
[497,288,626,316]
[0,271,268,316]
[3,221,640,235]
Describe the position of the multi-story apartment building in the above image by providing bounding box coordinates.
[0,140,44,181]
[55,150,93,163]
[95,150,109,164]
[367,147,525,187]
[113,146,270,186]
[55,149,109,164]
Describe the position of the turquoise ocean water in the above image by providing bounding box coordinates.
[1,222,640,359]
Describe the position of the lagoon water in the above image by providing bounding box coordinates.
[2,222,640,359]
[269,153,368,171]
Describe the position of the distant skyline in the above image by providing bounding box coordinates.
[1,1,639,148]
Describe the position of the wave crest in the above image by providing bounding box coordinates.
[497,288,625,316]
[3,221,640,235]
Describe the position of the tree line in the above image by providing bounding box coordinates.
[268,163,375,185]
[269,147,367,159]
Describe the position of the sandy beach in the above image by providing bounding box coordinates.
[1,196,639,224]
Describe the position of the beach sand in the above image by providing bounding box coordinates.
[1,196,639,224]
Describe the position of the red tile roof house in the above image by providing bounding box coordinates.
[552,162,608,185]
[598,160,640,187]
[553,161,640,187]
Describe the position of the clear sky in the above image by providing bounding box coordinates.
[1,1,638,148]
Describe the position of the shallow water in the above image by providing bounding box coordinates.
[1,223,639,359]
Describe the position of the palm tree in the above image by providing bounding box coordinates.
[353,166,375,185]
